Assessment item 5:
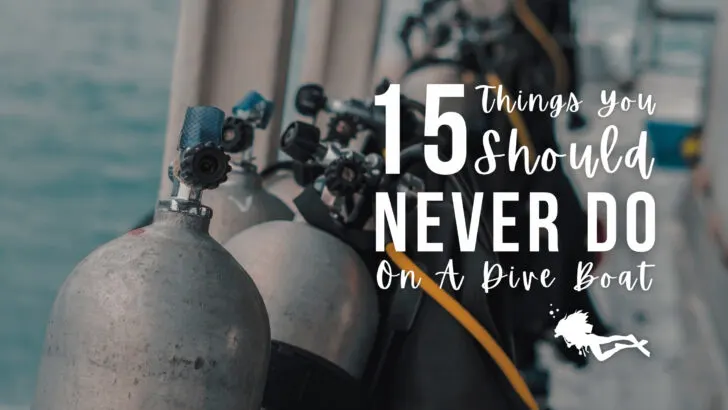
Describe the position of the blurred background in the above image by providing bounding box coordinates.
[0,0,721,408]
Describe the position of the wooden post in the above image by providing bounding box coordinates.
[158,0,297,199]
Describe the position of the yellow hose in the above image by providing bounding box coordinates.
[385,243,539,410]
[512,0,570,95]
[462,68,537,164]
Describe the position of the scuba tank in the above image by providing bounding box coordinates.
[32,106,271,410]
[277,131,532,410]
[260,160,301,218]
[224,120,380,410]
[204,91,294,243]
[260,88,538,409]
[276,93,534,409]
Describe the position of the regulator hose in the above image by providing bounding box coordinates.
[259,160,295,178]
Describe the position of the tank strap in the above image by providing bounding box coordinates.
[363,203,483,401]
[293,186,376,253]
[264,341,364,410]
[362,280,424,396]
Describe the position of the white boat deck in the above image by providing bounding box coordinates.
[538,72,728,410]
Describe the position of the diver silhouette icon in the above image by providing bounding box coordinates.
[553,310,651,361]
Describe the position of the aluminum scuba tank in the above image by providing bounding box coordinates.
[204,91,294,243]
[261,165,302,217]
[223,121,380,410]
[32,106,271,410]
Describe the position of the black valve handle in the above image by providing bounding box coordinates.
[281,121,322,162]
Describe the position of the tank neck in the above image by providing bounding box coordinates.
[154,199,212,233]
[229,161,262,189]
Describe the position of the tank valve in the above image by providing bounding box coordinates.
[293,84,386,147]
[280,120,330,162]
[321,150,384,226]
[324,152,369,197]
[167,106,231,209]
[222,117,255,154]
[201,92,295,243]
[221,91,275,154]
[375,78,392,95]
[233,90,275,129]
[325,114,359,145]
[295,83,328,118]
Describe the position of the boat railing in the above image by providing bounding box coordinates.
[633,0,717,81]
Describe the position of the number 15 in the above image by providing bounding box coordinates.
[374,83,468,175]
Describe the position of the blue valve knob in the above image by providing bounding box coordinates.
[232,91,275,130]
[176,106,231,190]
[178,106,226,150]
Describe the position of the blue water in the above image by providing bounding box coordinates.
[0,0,178,404]
[0,0,714,406]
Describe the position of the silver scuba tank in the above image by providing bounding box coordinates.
[223,121,380,408]
[204,91,294,243]
[261,166,302,218]
[206,161,295,242]
[32,106,271,410]
[225,220,377,376]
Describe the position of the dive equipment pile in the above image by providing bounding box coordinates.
[31,1,608,410]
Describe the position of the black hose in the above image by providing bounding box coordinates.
[259,160,294,178]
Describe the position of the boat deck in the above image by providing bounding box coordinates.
[539,72,728,410]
